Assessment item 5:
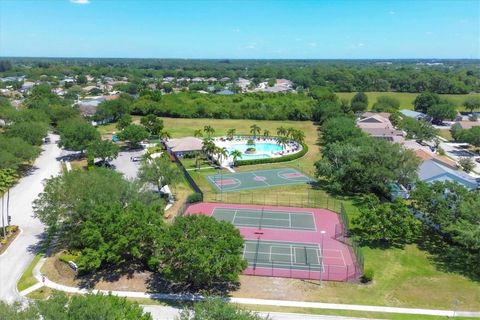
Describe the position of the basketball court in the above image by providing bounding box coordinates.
[206,168,313,192]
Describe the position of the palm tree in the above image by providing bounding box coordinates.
[276,126,287,137]
[250,124,261,139]
[226,128,236,140]
[230,149,243,165]
[263,129,270,138]
[201,138,216,160]
[203,125,215,138]
[292,129,305,144]
[159,130,171,141]
[194,129,203,138]
[276,136,288,149]
[286,127,296,139]
[215,146,229,164]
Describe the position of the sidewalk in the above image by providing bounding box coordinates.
[26,257,480,318]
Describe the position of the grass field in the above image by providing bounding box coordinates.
[336,92,480,112]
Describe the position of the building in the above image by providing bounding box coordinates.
[417,160,478,190]
[400,109,429,121]
[356,114,404,142]
[165,137,203,157]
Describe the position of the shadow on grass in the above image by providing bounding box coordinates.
[417,229,480,282]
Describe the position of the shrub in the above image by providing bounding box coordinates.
[187,192,203,203]
[236,143,308,166]
[361,268,374,283]
[59,251,80,264]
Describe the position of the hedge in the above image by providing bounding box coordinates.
[235,142,308,166]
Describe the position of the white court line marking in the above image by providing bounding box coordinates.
[288,213,292,228]
[290,245,295,265]
[232,210,238,224]
[242,245,246,259]
[251,172,271,187]
[340,249,346,267]
[231,222,316,230]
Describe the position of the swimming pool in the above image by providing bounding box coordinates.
[226,142,283,159]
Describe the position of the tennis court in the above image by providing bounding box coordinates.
[213,207,316,231]
[244,240,323,272]
[207,168,312,192]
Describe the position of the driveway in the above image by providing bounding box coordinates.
[0,134,62,303]
[439,141,480,176]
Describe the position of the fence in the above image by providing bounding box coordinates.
[243,263,358,282]
[203,190,341,212]
[172,152,203,199]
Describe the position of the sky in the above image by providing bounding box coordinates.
[0,0,479,59]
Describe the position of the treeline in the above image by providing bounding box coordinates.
[2,58,479,94]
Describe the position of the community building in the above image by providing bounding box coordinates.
[165,137,203,157]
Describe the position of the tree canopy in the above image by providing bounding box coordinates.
[58,117,100,152]
[178,299,265,320]
[158,214,247,288]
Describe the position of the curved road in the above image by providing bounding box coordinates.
[0,134,62,303]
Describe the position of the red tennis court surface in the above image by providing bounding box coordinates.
[186,202,360,282]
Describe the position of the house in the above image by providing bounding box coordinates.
[165,137,203,157]
[360,111,391,120]
[454,120,480,130]
[356,114,404,142]
[20,81,36,93]
[417,160,478,190]
[400,109,429,121]
[192,77,205,83]
[236,78,251,91]
[220,77,230,82]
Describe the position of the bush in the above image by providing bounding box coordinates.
[361,268,374,283]
[187,192,203,203]
[236,142,308,166]
[59,251,80,264]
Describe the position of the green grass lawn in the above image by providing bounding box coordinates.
[336,92,479,112]
[17,253,42,292]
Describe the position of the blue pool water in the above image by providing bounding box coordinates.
[227,142,283,159]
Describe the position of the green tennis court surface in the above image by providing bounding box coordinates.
[244,240,323,271]
[213,207,316,231]
[207,168,313,192]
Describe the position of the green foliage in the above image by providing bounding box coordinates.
[187,192,203,203]
[138,155,181,193]
[35,292,152,320]
[6,121,49,145]
[353,195,420,247]
[235,142,308,166]
[463,95,480,113]
[178,299,265,320]
[58,117,100,152]
[398,118,438,142]
[140,114,164,136]
[0,168,18,194]
[452,126,480,147]
[414,92,441,114]
[427,102,457,123]
[372,95,400,112]
[158,215,247,288]
[0,136,39,169]
[117,114,133,130]
[351,92,368,112]
[360,268,374,284]
[118,124,149,148]
[321,116,364,146]
[87,139,120,162]
[33,168,164,272]
[316,136,419,196]
[410,181,480,275]
[94,97,132,122]
[458,157,475,173]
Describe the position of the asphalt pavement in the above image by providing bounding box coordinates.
[0,134,62,303]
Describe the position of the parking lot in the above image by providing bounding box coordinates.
[110,148,146,180]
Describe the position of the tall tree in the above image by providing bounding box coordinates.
[87,139,120,163]
[414,92,441,114]
[118,124,149,148]
[463,95,480,113]
[178,299,265,320]
[351,92,369,112]
[58,118,100,153]
[158,215,247,288]
[140,114,164,136]
[138,155,181,194]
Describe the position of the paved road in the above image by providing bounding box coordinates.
[111,148,145,180]
[0,134,62,303]
[141,305,377,320]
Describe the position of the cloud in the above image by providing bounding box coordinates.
[425,31,433,35]
[358,43,365,47]
[232,28,240,33]
[347,43,366,49]
[389,10,395,15]
[70,0,90,4]
[308,42,317,47]
[244,43,256,49]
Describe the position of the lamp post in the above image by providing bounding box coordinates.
[320,230,326,286]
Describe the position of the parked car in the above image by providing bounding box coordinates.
[130,156,143,162]
[94,160,115,169]
[43,136,51,144]
[475,158,480,164]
